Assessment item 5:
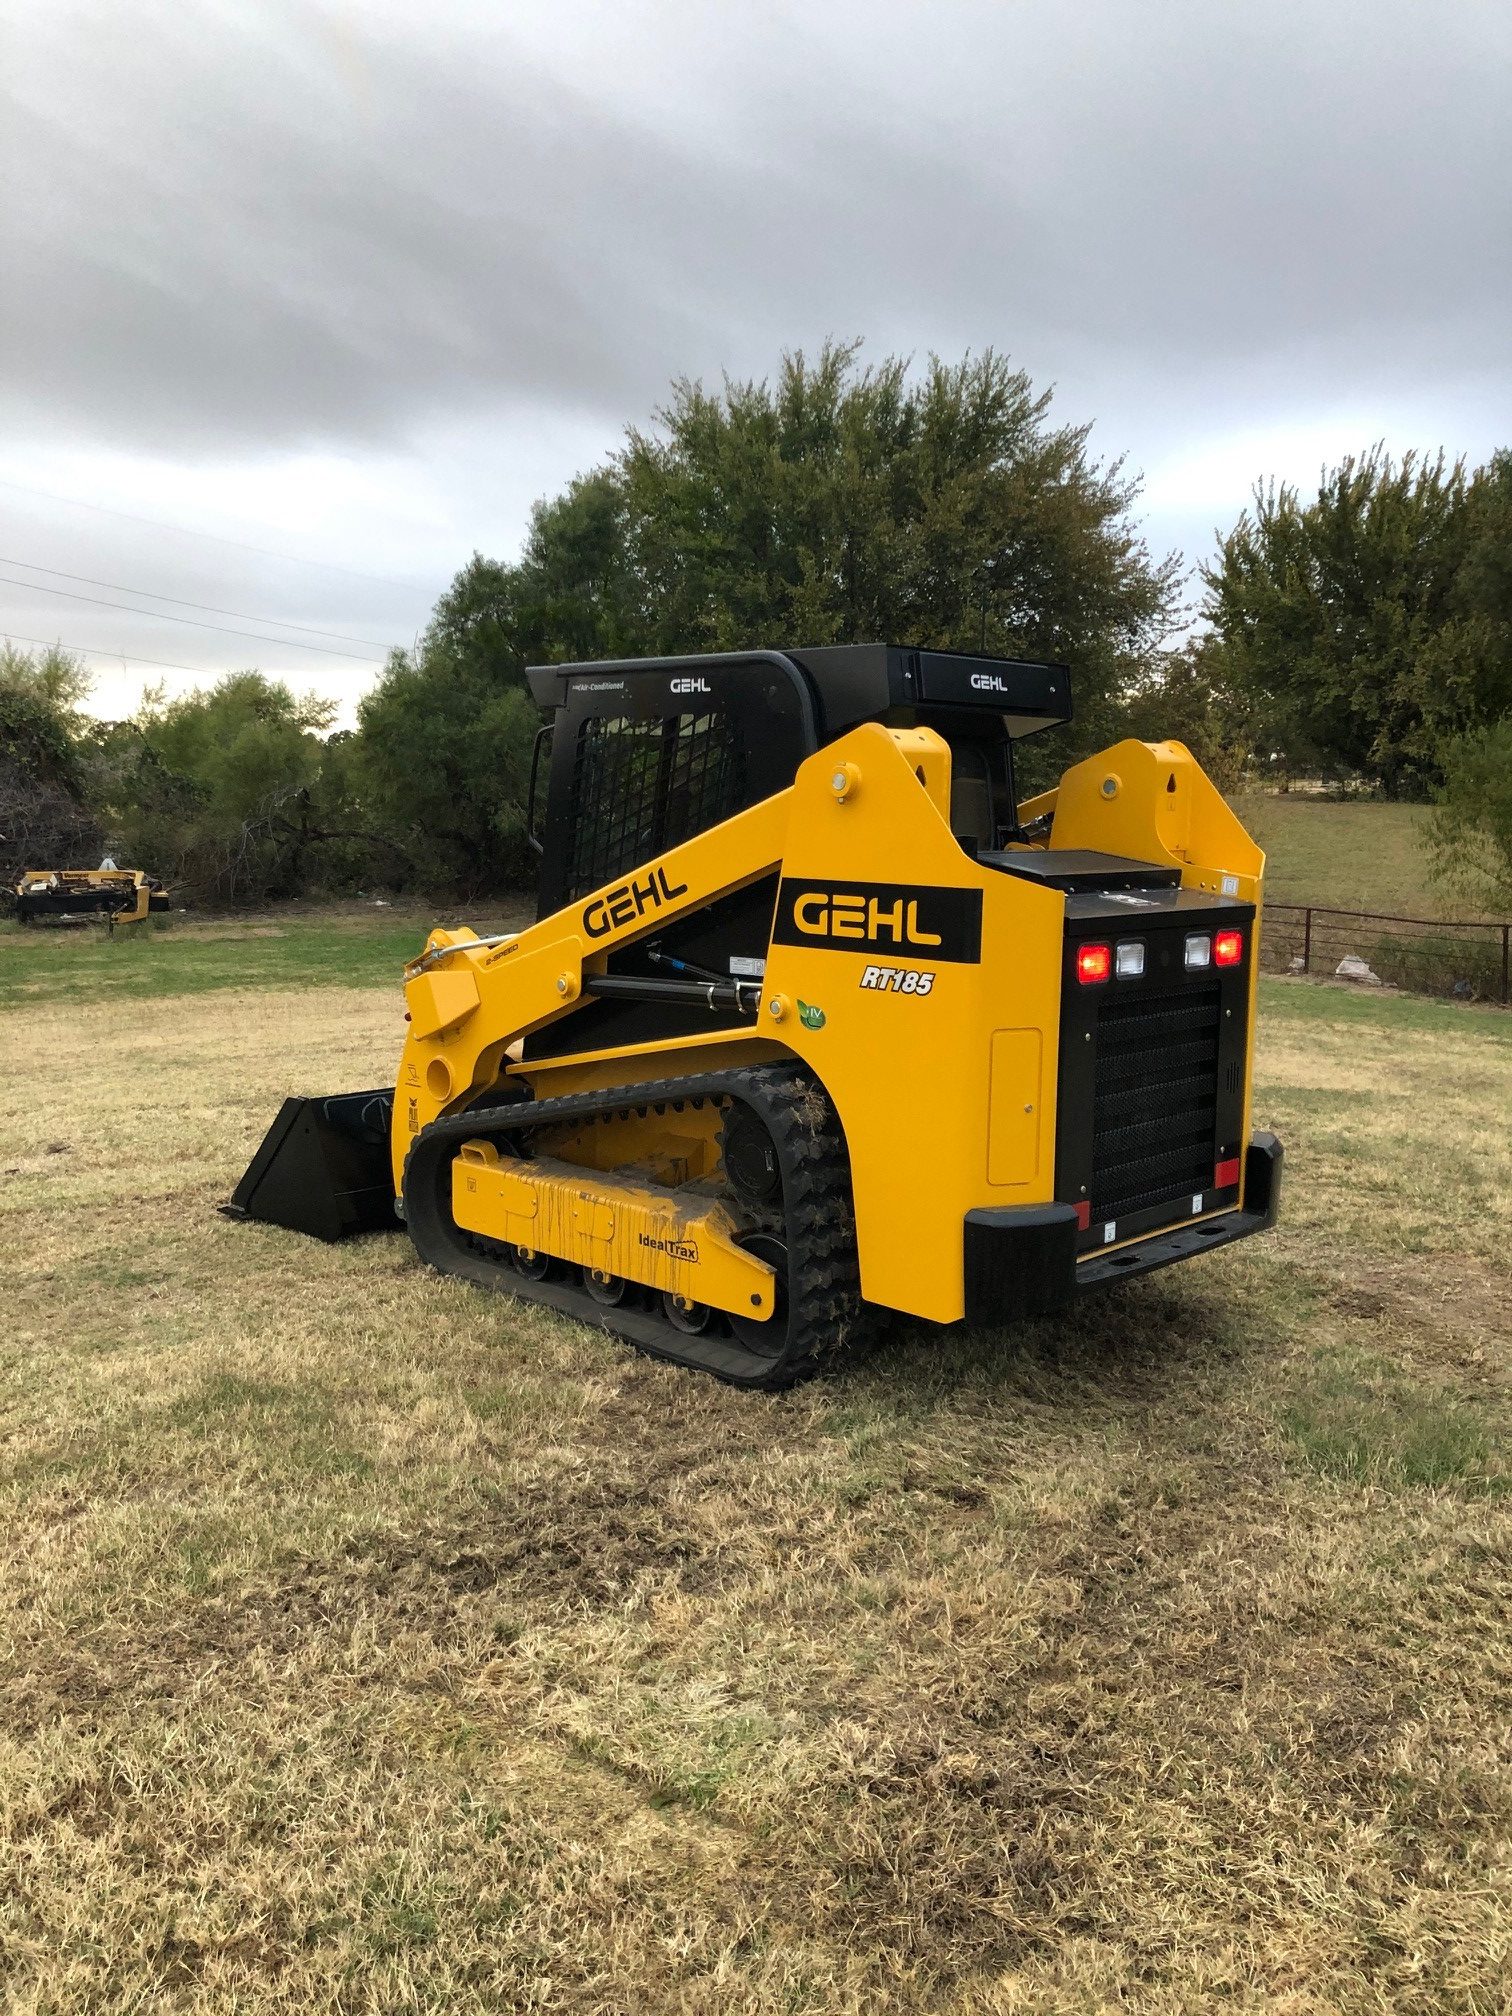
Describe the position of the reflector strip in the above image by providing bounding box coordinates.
[1075,1200,1091,1231]
[1215,1156,1241,1188]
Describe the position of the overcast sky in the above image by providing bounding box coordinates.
[2,0,1507,721]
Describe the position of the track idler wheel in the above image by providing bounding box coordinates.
[584,1267,631,1306]
[662,1291,714,1334]
[728,1231,788,1358]
[720,1104,782,1208]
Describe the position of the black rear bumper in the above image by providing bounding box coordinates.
[963,1131,1282,1326]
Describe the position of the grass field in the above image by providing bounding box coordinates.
[3,917,1510,2012]
[0,901,529,1013]
[1231,795,1464,918]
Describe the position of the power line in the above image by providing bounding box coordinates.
[0,473,431,591]
[1,629,269,680]
[0,572,386,664]
[0,554,391,649]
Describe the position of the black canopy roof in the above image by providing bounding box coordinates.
[527,644,1072,741]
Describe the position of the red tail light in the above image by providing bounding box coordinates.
[1077,943,1112,985]
[1214,928,1244,967]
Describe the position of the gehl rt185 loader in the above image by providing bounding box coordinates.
[227,646,1282,1388]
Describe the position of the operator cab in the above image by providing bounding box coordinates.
[526,643,1073,916]
[521,645,1080,1061]
[793,644,1070,860]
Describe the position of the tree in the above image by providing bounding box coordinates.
[109,673,339,903]
[353,639,539,897]
[1119,635,1252,797]
[350,509,632,896]
[1426,718,1512,915]
[1201,447,1512,795]
[0,644,103,876]
[614,343,1180,748]
[357,341,1185,875]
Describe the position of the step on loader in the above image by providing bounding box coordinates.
[226,645,1282,1387]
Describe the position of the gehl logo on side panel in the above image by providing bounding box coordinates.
[582,864,690,938]
[772,880,983,964]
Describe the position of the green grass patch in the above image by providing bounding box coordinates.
[1280,1347,1507,1494]
[1257,974,1512,1045]
[1232,793,1456,915]
[163,1369,379,1487]
[0,913,428,1008]
[167,1369,322,1426]
[0,901,529,1010]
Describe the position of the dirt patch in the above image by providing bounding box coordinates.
[1312,1253,1511,1383]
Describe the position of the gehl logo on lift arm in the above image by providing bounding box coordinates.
[582,864,690,938]
[772,880,983,963]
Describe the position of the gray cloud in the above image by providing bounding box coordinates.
[2,17,711,446]
[0,0,1506,713]
[4,0,1507,453]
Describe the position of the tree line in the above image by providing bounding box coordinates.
[3,342,1509,913]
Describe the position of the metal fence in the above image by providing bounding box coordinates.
[1262,903,1512,1006]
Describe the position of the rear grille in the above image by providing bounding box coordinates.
[1091,983,1221,1222]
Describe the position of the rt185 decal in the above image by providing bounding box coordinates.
[859,965,935,995]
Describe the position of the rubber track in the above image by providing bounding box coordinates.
[401,1064,862,1389]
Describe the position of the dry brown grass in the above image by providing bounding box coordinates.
[2,952,1510,2013]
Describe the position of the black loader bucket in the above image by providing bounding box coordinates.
[223,1089,397,1242]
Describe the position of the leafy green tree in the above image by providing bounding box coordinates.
[0,639,92,715]
[615,343,1180,747]
[355,498,635,896]
[0,644,103,875]
[109,673,339,903]
[1120,636,1253,797]
[353,640,539,897]
[410,479,639,709]
[1201,447,1512,795]
[142,672,332,821]
[1427,718,1512,915]
[518,471,643,662]
[354,342,1184,885]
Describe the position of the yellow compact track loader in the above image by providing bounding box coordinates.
[13,866,170,927]
[228,646,1282,1387]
